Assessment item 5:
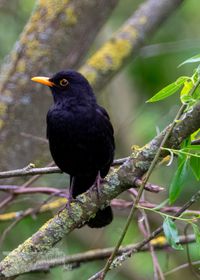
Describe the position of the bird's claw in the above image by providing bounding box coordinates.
[57,194,84,218]
[90,172,106,200]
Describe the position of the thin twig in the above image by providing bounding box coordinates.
[20,132,48,143]
[0,158,128,180]
[0,193,61,246]
[89,190,200,280]
[164,260,200,276]
[184,224,200,279]
[0,185,67,195]
[138,198,165,280]
[98,77,200,280]
[30,234,196,272]
[133,178,164,193]
[1,197,199,223]
[0,166,62,179]
[0,162,55,210]
[0,198,67,222]
[99,108,185,279]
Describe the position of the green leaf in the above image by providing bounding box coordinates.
[191,129,200,141]
[196,64,200,78]
[181,137,191,148]
[169,155,189,204]
[193,87,200,101]
[180,95,196,106]
[163,217,183,250]
[183,145,200,151]
[188,145,200,151]
[192,224,200,243]
[190,156,200,180]
[180,79,193,97]
[146,77,187,103]
[179,54,200,67]
[192,224,200,254]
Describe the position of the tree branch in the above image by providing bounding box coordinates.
[80,0,184,90]
[0,185,66,195]
[0,166,62,179]
[90,190,200,280]
[1,197,199,223]
[1,100,200,277]
[0,0,119,171]
[0,157,129,179]
[30,234,196,272]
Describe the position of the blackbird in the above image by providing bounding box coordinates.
[31,70,115,228]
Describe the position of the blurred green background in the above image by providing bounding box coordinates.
[0,0,200,279]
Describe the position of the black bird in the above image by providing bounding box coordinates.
[31,70,115,228]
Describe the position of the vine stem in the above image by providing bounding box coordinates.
[98,78,200,280]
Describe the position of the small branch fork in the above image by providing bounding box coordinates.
[90,190,200,280]
[30,234,196,272]
[0,157,128,179]
[97,78,200,279]
[1,98,200,277]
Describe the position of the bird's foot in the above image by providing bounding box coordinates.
[57,193,73,217]
[90,172,105,200]
[58,193,84,220]
[66,195,85,228]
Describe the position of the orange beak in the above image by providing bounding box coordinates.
[31,76,55,87]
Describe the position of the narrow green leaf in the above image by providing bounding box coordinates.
[192,224,200,244]
[181,137,191,149]
[193,87,200,101]
[180,95,196,106]
[196,64,200,78]
[192,224,200,254]
[179,54,200,67]
[169,155,188,204]
[180,79,193,97]
[163,217,183,250]
[191,129,200,141]
[183,145,200,151]
[190,156,200,180]
[146,77,187,103]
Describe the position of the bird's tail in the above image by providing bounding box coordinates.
[71,175,113,228]
[87,205,113,228]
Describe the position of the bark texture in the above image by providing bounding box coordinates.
[0,101,200,278]
[0,0,118,170]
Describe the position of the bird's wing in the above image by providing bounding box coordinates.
[95,105,115,177]
[96,105,114,138]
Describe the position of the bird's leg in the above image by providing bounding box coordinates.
[66,176,74,211]
[65,177,84,213]
[95,171,101,199]
[90,171,105,200]
[57,177,74,217]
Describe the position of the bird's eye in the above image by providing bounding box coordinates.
[60,79,69,87]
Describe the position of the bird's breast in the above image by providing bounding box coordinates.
[46,106,102,175]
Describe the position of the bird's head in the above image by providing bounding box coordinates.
[31,70,96,104]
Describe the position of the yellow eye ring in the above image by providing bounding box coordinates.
[60,79,69,86]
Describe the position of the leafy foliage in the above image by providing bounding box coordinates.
[146,56,200,252]
[146,77,187,103]
[169,154,189,204]
[178,54,200,67]
[163,217,183,250]
[148,58,200,205]
[192,223,200,253]
[147,57,200,109]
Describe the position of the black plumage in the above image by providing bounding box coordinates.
[32,70,115,228]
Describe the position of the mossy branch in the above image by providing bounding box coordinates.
[80,0,184,89]
[28,234,196,272]
[0,0,118,170]
[0,0,184,172]
[1,101,200,278]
